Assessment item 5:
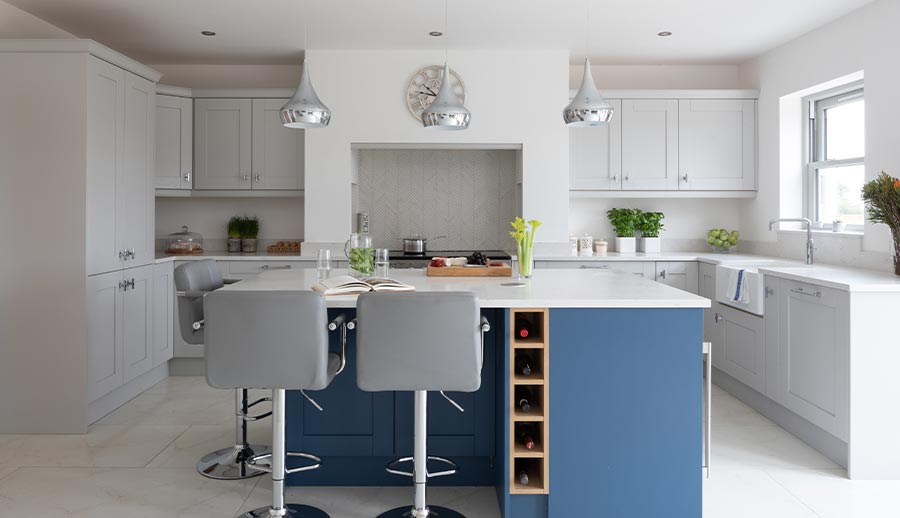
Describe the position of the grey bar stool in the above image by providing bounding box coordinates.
[205,289,347,518]
[174,260,271,480]
[356,292,489,518]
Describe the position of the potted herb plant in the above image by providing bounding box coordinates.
[607,208,638,254]
[241,216,260,253]
[227,216,243,253]
[862,171,900,275]
[638,211,665,254]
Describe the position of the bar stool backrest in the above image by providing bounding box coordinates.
[174,260,225,344]
[204,290,331,391]
[356,292,482,392]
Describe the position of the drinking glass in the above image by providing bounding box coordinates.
[316,249,332,280]
[374,248,390,278]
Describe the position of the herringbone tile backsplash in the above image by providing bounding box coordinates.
[357,149,518,251]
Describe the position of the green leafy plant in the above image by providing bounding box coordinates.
[227,217,243,239]
[606,208,639,238]
[242,216,260,239]
[862,171,900,275]
[638,211,665,238]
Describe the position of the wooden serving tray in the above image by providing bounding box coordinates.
[427,262,513,277]
[164,248,204,255]
[266,243,302,254]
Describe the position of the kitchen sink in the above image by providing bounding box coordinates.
[715,262,804,316]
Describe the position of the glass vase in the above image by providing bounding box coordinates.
[517,243,534,279]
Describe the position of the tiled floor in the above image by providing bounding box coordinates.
[1,377,898,517]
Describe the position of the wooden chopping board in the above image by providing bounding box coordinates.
[427,262,513,277]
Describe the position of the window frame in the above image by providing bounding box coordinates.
[802,81,865,231]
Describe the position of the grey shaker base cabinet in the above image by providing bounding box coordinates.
[86,263,174,413]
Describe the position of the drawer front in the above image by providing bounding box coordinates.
[537,261,653,277]
[225,261,306,277]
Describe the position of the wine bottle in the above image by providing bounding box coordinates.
[516,387,534,412]
[515,317,535,340]
[515,353,533,376]
[516,424,537,450]
[518,470,530,485]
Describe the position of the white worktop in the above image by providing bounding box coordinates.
[220,268,711,309]
[154,252,315,263]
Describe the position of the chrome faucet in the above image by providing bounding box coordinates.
[768,218,814,265]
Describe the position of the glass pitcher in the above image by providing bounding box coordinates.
[345,233,375,277]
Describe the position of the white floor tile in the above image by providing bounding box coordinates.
[147,423,272,469]
[0,467,257,517]
[713,420,840,470]
[766,467,900,518]
[703,467,819,518]
[711,391,781,429]
[96,392,236,426]
[0,424,187,468]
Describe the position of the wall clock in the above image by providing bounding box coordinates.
[406,65,466,122]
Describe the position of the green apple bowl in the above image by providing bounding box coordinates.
[706,228,739,253]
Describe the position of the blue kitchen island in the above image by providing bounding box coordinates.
[222,268,709,518]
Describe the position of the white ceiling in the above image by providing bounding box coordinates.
[4,0,873,65]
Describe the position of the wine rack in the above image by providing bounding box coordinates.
[509,308,549,495]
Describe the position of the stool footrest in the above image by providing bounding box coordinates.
[285,451,322,474]
[385,455,458,479]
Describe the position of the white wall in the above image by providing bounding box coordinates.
[0,0,74,38]
[739,0,899,269]
[304,49,570,251]
[155,197,304,249]
[572,64,741,90]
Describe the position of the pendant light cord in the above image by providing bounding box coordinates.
[304,0,309,64]
[444,0,449,64]
[584,0,589,61]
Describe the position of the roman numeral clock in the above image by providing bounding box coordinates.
[406,65,467,121]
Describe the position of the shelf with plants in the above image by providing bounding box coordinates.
[509,308,549,495]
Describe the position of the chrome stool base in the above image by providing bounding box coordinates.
[196,444,271,480]
[376,506,466,518]
[241,504,330,518]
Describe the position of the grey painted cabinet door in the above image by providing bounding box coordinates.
[194,99,252,190]
[122,265,154,383]
[251,99,303,190]
[87,270,124,402]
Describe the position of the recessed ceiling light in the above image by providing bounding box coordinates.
[657,31,673,37]
[429,31,443,37]
[201,30,216,36]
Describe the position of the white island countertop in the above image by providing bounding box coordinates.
[220,268,711,309]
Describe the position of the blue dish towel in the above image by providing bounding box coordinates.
[728,269,750,304]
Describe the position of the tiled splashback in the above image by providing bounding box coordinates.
[357,149,518,251]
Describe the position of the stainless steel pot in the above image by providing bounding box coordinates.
[399,235,446,254]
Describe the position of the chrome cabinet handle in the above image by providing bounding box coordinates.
[714,313,724,323]
[118,280,126,291]
[703,341,712,477]
[579,264,610,269]
[791,287,821,298]
[127,278,135,290]
[624,175,630,182]
[611,175,618,182]
[682,173,689,183]
[127,248,136,260]
[765,286,774,297]
[183,171,192,183]
[241,173,249,182]
[118,250,125,260]
[254,173,261,183]
[659,269,667,279]
[260,264,292,270]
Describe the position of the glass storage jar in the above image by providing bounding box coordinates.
[165,226,204,255]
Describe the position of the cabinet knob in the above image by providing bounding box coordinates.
[611,175,617,182]
[714,313,724,323]
[183,171,192,183]
[624,175,630,182]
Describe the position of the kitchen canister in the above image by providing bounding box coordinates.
[594,239,608,256]
[569,235,579,256]
[578,234,594,256]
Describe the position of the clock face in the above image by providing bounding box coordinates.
[406,66,466,122]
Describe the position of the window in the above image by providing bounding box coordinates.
[805,84,865,230]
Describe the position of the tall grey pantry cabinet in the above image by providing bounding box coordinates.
[0,40,168,433]
[85,55,173,422]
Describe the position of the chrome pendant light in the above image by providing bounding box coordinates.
[563,0,613,126]
[563,58,613,126]
[422,0,470,130]
[281,3,331,129]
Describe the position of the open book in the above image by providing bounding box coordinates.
[312,275,415,296]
